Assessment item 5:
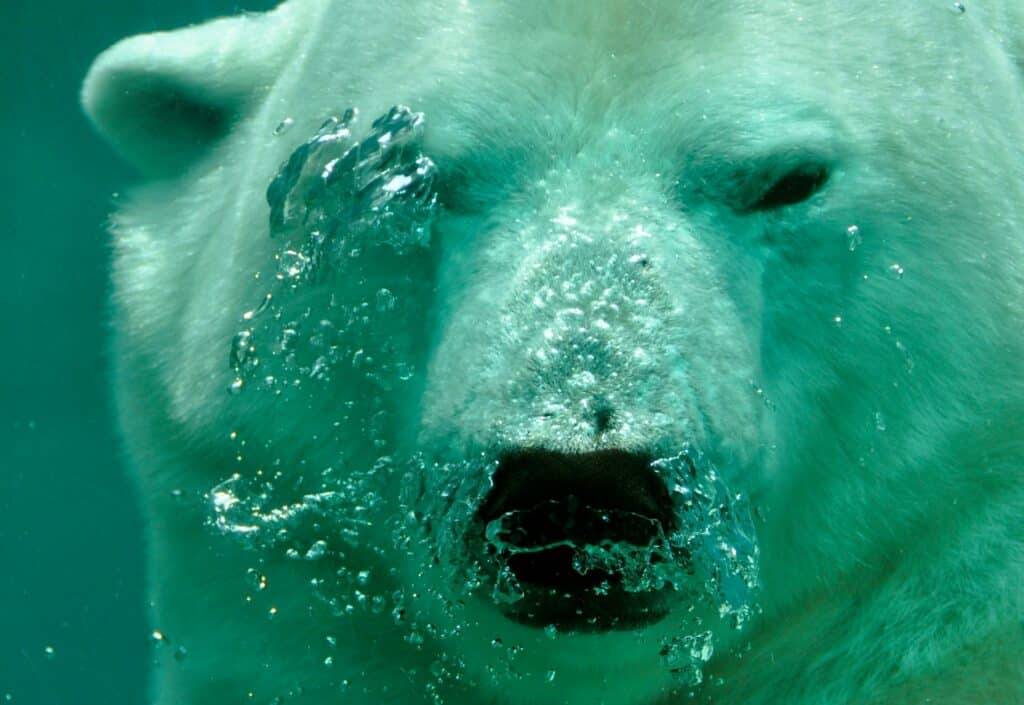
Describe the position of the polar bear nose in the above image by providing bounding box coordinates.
[477,448,676,538]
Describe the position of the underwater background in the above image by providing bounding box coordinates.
[0,3,274,703]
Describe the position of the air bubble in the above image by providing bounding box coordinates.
[273,117,294,136]
[230,329,255,368]
[660,631,714,686]
[845,224,862,251]
[277,249,311,281]
[375,288,397,312]
[896,340,914,373]
[304,540,328,560]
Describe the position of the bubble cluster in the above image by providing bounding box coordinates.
[404,445,760,689]
[230,106,438,396]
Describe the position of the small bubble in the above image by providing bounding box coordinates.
[543,624,558,640]
[273,117,295,136]
[833,315,843,327]
[229,378,244,395]
[246,569,268,591]
[242,293,272,320]
[230,329,254,368]
[951,2,965,14]
[895,340,914,373]
[43,646,55,659]
[324,656,334,667]
[375,288,396,312]
[845,225,862,251]
[304,540,328,560]
[888,263,904,279]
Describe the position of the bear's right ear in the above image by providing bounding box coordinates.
[82,3,309,177]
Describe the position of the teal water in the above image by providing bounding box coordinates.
[0,3,274,704]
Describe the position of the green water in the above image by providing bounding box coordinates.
[0,3,275,704]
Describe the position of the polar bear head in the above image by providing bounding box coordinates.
[84,2,1024,704]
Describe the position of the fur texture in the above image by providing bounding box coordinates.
[84,2,1024,704]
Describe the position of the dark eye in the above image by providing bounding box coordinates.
[751,166,829,210]
[436,171,485,214]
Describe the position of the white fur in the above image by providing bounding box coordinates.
[84,2,1024,704]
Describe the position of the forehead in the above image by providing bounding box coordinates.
[298,1,984,158]
[407,3,852,163]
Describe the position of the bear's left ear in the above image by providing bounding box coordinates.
[82,2,310,177]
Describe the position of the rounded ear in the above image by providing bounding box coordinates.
[82,2,311,177]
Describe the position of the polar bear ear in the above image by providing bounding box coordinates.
[82,4,306,177]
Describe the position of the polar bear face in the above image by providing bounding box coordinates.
[85,2,1024,704]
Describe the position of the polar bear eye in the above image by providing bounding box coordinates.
[752,165,829,210]
[436,176,481,214]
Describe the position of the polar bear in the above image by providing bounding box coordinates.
[83,2,1024,704]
